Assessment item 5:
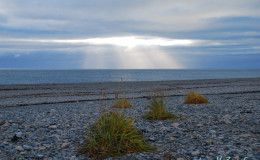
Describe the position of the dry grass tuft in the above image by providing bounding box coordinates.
[143,88,177,120]
[112,98,133,108]
[184,91,210,104]
[78,111,155,159]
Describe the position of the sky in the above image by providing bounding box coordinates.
[0,0,260,69]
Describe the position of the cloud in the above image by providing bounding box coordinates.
[1,0,259,34]
[0,0,259,69]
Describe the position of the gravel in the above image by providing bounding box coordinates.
[0,78,260,159]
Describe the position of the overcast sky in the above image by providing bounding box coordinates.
[0,0,260,69]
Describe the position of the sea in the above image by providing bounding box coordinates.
[0,69,260,85]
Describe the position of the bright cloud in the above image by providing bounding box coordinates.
[0,0,259,69]
[4,36,193,48]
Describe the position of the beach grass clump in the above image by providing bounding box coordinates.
[112,98,133,108]
[184,91,210,104]
[143,88,177,120]
[143,97,177,120]
[78,111,155,159]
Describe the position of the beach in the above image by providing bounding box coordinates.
[0,78,260,159]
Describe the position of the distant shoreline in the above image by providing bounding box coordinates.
[1,77,260,87]
[1,77,260,108]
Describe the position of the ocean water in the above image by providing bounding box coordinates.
[0,69,260,85]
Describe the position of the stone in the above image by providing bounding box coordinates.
[15,131,23,138]
[49,125,58,129]
[23,145,32,151]
[3,141,8,145]
[210,130,216,133]
[197,124,204,127]
[15,146,24,152]
[149,137,156,142]
[50,109,56,113]
[191,150,200,156]
[169,137,175,142]
[161,126,170,131]
[61,143,70,148]
[3,122,10,126]
[239,134,251,138]
[36,154,44,158]
[223,114,231,119]
[39,146,46,151]
[222,119,231,124]
[172,123,180,128]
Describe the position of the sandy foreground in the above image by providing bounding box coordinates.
[0,78,260,159]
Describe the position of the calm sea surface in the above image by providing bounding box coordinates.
[0,69,260,85]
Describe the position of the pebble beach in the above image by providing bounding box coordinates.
[0,78,260,160]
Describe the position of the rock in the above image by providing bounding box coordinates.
[197,124,204,127]
[172,123,180,128]
[177,158,185,160]
[149,137,156,142]
[239,134,251,138]
[3,141,8,145]
[15,146,24,152]
[210,130,216,134]
[91,112,98,115]
[61,143,70,148]
[223,114,231,119]
[191,150,200,156]
[15,131,23,138]
[50,109,56,113]
[36,154,44,158]
[20,152,26,155]
[49,125,58,129]
[2,122,10,126]
[161,126,170,131]
[222,119,231,124]
[39,146,46,151]
[169,137,175,142]
[23,145,32,151]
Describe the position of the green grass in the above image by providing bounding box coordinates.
[112,98,133,108]
[78,111,155,159]
[184,91,210,104]
[142,97,177,120]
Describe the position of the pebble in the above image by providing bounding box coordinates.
[15,131,23,138]
[36,154,44,158]
[222,119,231,124]
[61,143,70,148]
[172,123,180,128]
[23,145,32,151]
[196,124,204,127]
[39,146,46,150]
[0,78,259,159]
[3,122,10,126]
[50,109,56,113]
[15,146,24,152]
[48,125,58,129]
[223,114,231,119]
[3,141,8,145]
[191,150,200,156]
[239,134,251,138]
